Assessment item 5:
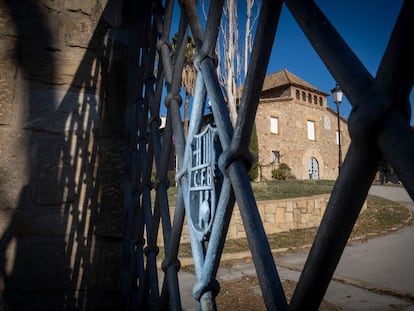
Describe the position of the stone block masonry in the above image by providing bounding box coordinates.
[252,195,328,238]
[159,194,367,245]
[0,1,127,309]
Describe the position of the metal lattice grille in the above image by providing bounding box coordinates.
[122,0,414,310]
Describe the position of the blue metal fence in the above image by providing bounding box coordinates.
[122,0,413,310]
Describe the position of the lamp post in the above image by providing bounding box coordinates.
[331,84,343,174]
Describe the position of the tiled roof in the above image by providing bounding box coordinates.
[237,69,329,97]
[262,69,328,95]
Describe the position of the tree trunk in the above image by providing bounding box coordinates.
[226,0,238,126]
[184,92,189,137]
[244,0,253,78]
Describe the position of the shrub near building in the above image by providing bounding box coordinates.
[272,163,296,180]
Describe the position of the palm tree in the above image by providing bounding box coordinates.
[172,34,196,137]
[181,37,196,137]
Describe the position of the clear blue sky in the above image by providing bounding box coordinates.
[169,1,413,124]
[268,0,412,124]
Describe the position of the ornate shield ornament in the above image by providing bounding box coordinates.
[188,124,222,242]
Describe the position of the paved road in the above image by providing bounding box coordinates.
[277,185,414,310]
[176,185,414,310]
[369,185,413,203]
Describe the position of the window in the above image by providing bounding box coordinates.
[319,97,323,106]
[314,95,317,105]
[302,92,306,101]
[272,151,280,164]
[308,93,312,103]
[270,117,279,134]
[307,120,315,140]
[296,90,300,100]
[336,130,341,145]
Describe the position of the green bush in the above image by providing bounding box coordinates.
[150,170,177,187]
[271,163,296,180]
[272,168,288,180]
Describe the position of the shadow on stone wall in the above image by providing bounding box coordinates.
[0,1,126,309]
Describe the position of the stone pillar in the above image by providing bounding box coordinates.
[0,1,127,309]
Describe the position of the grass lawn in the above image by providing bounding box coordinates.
[166,179,336,203]
[251,179,335,200]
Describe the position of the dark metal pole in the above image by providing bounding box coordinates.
[289,142,381,310]
[336,102,342,174]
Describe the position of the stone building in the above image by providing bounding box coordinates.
[255,69,350,180]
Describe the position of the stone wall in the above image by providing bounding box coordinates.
[231,195,330,239]
[0,1,126,309]
[159,194,360,245]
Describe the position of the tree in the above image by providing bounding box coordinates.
[210,0,261,125]
[202,0,261,179]
[181,37,196,137]
[218,0,239,125]
[172,34,196,137]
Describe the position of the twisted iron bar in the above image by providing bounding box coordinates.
[122,0,413,310]
[284,1,414,309]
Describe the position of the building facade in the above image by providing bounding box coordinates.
[255,69,350,180]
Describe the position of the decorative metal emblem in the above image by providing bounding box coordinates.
[188,124,222,242]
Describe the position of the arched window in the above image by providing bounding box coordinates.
[296,90,300,100]
[302,92,306,101]
[308,93,312,103]
[314,95,317,105]
[319,97,323,106]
